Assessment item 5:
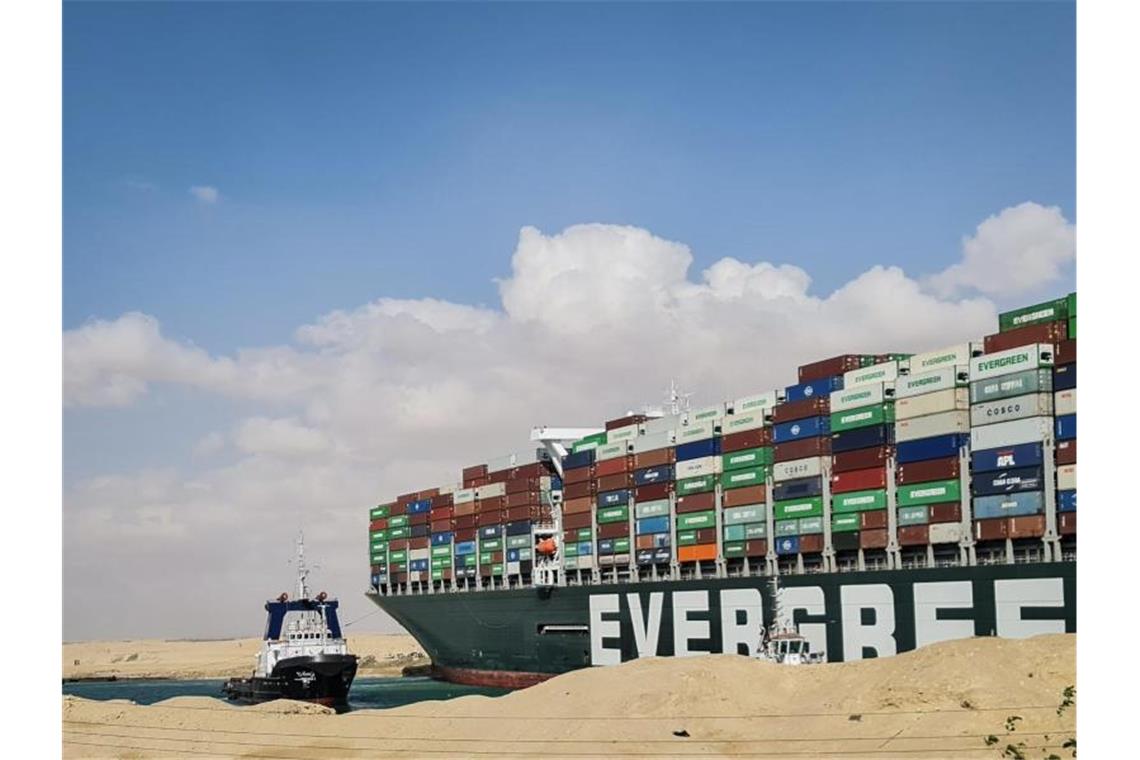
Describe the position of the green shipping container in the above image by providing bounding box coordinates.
[722,447,773,471]
[723,504,765,525]
[389,514,409,528]
[775,519,799,537]
[431,568,444,580]
[564,544,579,557]
[677,510,716,530]
[723,542,746,558]
[431,557,448,569]
[597,505,630,524]
[463,554,476,567]
[898,505,930,526]
[430,545,452,558]
[720,466,767,490]
[723,524,746,541]
[1067,291,1076,318]
[369,554,387,564]
[613,537,631,553]
[998,297,1069,332]
[897,479,961,507]
[370,529,389,541]
[634,499,670,519]
[773,496,823,520]
[572,432,607,452]
[370,539,389,551]
[491,564,504,576]
[479,552,493,564]
[518,548,533,561]
[676,475,715,496]
[480,538,503,551]
[677,530,697,546]
[745,522,767,539]
[1068,315,1076,339]
[830,403,895,433]
[577,528,594,540]
[832,513,860,533]
[832,489,887,513]
[390,550,407,562]
[797,516,824,535]
[370,504,392,520]
[506,535,530,549]
[389,526,409,539]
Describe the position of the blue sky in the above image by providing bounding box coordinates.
[65,1,1074,352]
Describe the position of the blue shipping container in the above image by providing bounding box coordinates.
[430,531,454,546]
[562,449,597,470]
[776,536,800,556]
[896,433,970,464]
[772,476,824,501]
[634,465,674,486]
[409,559,429,571]
[409,499,432,514]
[597,489,631,508]
[676,438,721,461]
[1058,489,1077,512]
[971,466,1047,496]
[773,416,830,443]
[636,515,670,535]
[973,492,1045,519]
[1054,363,1076,391]
[479,525,503,539]
[785,376,844,403]
[971,442,1044,473]
[409,524,429,538]
[1055,414,1076,441]
[455,541,476,555]
[578,542,593,555]
[506,520,531,536]
[831,424,896,453]
[598,539,614,555]
[551,475,563,490]
[506,548,520,562]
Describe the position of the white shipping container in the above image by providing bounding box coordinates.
[969,416,1054,450]
[1054,389,1077,416]
[576,556,597,570]
[607,423,640,443]
[772,456,824,481]
[454,488,476,504]
[830,382,894,413]
[723,412,766,433]
[895,388,969,420]
[688,403,726,423]
[475,482,506,499]
[894,366,970,399]
[1057,464,1077,491]
[969,393,1053,427]
[843,361,900,388]
[596,441,630,461]
[409,548,430,560]
[675,456,721,479]
[438,484,458,495]
[486,453,518,472]
[506,561,521,574]
[732,390,780,415]
[632,430,674,454]
[907,342,984,374]
[929,522,963,544]
[634,499,671,519]
[642,414,680,436]
[970,344,1054,381]
[894,411,970,442]
[676,419,716,443]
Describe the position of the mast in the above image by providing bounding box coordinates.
[295,531,310,601]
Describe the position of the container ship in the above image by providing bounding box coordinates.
[366,293,1077,688]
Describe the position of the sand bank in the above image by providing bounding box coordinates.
[63,633,1075,759]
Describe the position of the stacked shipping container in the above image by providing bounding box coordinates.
[720,392,778,569]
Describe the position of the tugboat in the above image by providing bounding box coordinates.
[223,533,358,708]
[756,576,826,665]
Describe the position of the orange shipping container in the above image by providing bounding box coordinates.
[678,544,717,563]
[723,485,766,508]
[563,496,594,515]
[595,456,634,477]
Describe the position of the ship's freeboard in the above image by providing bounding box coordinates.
[366,292,1077,687]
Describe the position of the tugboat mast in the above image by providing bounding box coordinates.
[296,531,310,601]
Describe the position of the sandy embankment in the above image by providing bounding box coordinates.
[63,633,427,680]
[63,634,1075,759]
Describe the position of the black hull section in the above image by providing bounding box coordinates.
[371,562,1076,687]
[223,653,358,708]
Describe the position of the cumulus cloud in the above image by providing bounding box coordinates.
[925,202,1075,297]
[189,185,219,204]
[62,204,1074,639]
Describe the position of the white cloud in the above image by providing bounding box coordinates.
[189,185,219,204]
[192,431,226,458]
[62,204,1074,639]
[924,202,1075,298]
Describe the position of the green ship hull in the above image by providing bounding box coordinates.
[369,561,1075,687]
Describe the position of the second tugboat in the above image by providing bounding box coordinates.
[223,533,358,708]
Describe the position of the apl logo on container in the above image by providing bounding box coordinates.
[791,424,802,436]
[778,538,795,552]
[804,386,814,397]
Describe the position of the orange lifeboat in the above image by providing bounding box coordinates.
[536,538,557,555]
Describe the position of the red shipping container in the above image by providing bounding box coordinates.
[563,497,594,515]
[506,505,535,521]
[983,321,1067,354]
[409,536,429,549]
[635,535,657,550]
[505,477,535,495]
[453,501,475,517]
[974,518,1008,541]
[595,456,634,477]
[860,509,888,530]
[859,528,889,549]
[462,464,488,481]
[596,472,634,492]
[745,539,768,557]
[477,496,505,512]
[389,501,408,515]
[634,482,672,502]
[831,445,892,473]
[396,493,417,507]
[369,518,388,531]
[598,521,630,539]
[515,462,551,479]
[897,456,960,485]
[898,525,930,546]
[722,485,766,508]
[455,528,476,541]
[563,481,596,500]
[721,428,772,452]
[1056,339,1076,366]
[430,506,454,519]
[774,437,831,462]
[1056,439,1076,466]
[1008,515,1046,539]
[799,534,824,553]
[633,448,675,468]
[505,491,538,509]
[676,492,716,514]
[464,476,489,489]
[486,469,511,484]
[798,354,862,383]
[430,519,452,533]
[771,397,830,425]
[693,528,717,543]
[429,493,454,508]
[929,502,962,524]
[409,512,429,526]
[831,466,887,494]
[606,414,649,431]
[562,465,596,485]
[678,544,717,562]
[562,511,592,530]
[453,514,476,530]
[1059,512,1076,536]
[475,512,503,526]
